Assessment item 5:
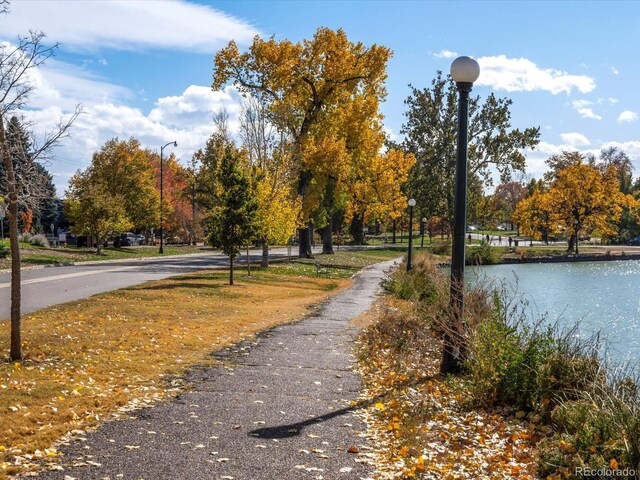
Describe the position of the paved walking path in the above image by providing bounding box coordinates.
[35,259,398,480]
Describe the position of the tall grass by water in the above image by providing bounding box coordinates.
[376,251,640,477]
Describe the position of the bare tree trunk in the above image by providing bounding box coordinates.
[321,218,334,255]
[350,214,365,245]
[392,219,396,243]
[0,115,22,360]
[261,239,269,267]
[229,254,234,285]
[246,245,251,276]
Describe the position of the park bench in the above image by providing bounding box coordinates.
[315,261,329,276]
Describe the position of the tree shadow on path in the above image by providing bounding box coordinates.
[249,373,440,439]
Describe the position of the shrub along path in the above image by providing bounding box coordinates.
[34,259,399,480]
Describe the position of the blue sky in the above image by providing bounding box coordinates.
[2,0,639,196]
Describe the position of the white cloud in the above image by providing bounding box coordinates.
[611,66,619,75]
[0,40,129,111]
[599,141,640,161]
[571,100,602,120]
[20,83,244,196]
[434,49,458,59]
[522,139,640,181]
[617,110,638,123]
[608,97,619,104]
[383,127,400,143]
[476,55,596,95]
[1,0,258,52]
[29,58,132,110]
[149,85,242,128]
[559,132,590,147]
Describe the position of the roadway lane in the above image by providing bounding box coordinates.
[0,248,293,321]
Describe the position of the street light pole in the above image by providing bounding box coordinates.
[441,56,480,375]
[407,198,416,271]
[159,141,177,254]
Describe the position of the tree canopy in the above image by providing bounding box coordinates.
[515,153,638,249]
[213,27,392,255]
[401,72,540,227]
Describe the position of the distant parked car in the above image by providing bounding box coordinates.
[116,232,137,247]
[134,234,146,245]
[628,235,640,246]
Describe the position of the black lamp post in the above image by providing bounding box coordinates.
[407,198,416,271]
[421,217,427,248]
[159,141,177,254]
[441,56,480,375]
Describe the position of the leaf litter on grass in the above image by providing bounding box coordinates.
[355,297,540,479]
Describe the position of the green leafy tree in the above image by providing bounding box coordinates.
[65,173,132,254]
[193,112,234,213]
[87,138,159,231]
[207,147,258,285]
[492,180,527,229]
[401,72,540,228]
[32,164,58,233]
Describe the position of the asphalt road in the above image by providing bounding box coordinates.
[0,248,296,321]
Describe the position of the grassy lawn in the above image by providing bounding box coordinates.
[0,252,396,477]
[0,243,211,270]
[270,249,403,279]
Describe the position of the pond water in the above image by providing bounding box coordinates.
[473,260,640,364]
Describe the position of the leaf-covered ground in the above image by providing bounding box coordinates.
[356,297,543,479]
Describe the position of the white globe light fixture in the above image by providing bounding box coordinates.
[450,56,480,84]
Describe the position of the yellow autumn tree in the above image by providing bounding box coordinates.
[547,162,635,252]
[344,147,415,244]
[516,160,637,253]
[316,94,384,249]
[213,27,392,256]
[513,188,557,243]
[254,169,301,266]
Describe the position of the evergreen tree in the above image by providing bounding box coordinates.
[33,164,58,233]
[0,117,58,233]
[207,147,259,285]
